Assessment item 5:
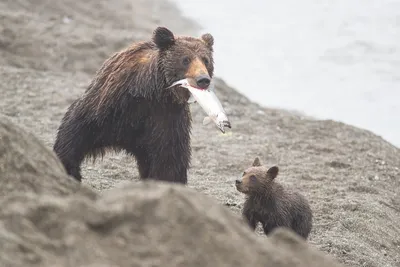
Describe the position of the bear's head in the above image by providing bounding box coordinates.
[152,27,214,91]
[235,157,279,195]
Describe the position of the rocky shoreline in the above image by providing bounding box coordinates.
[0,0,399,266]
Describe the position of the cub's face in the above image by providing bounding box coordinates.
[152,27,214,90]
[235,157,279,195]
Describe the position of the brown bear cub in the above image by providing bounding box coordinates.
[235,158,313,239]
[53,26,217,184]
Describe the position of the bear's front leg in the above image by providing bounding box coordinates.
[136,103,192,184]
[134,148,151,179]
[145,137,191,184]
[242,207,258,231]
[145,127,191,183]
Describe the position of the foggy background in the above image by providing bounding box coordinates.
[171,0,400,147]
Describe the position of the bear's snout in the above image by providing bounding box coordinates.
[196,75,211,89]
[235,180,242,185]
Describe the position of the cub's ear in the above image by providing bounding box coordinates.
[267,166,279,180]
[201,33,214,49]
[153,27,175,50]
[252,157,261,167]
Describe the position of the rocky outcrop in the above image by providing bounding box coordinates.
[0,116,343,267]
[0,115,96,199]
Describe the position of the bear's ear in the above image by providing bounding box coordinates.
[267,166,279,180]
[153,27,175,50]
[252,157,261,167]
[201,33,214,48]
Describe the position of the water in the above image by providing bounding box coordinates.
[170,0,400,148]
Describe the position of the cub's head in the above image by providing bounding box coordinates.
[235,157,279,195]
[152,26,214,90]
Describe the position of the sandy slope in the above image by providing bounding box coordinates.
[0,0,399,266]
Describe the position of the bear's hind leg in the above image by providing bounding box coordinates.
[53,130,86,182]
[61,158,83,181]
[53,105,98,182]
[292,209,312,239]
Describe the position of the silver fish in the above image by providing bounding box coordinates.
[166,78,231,133]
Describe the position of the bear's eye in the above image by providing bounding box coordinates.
[249,175,257,183]
[182,56,191,67]
[202,57,209,66]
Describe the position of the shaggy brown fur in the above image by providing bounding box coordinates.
[53,27,215,184]
[235,157,313,239]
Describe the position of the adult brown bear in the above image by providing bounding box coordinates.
[53,27,216,184]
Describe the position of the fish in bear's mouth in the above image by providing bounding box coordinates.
[166,78,231,133]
